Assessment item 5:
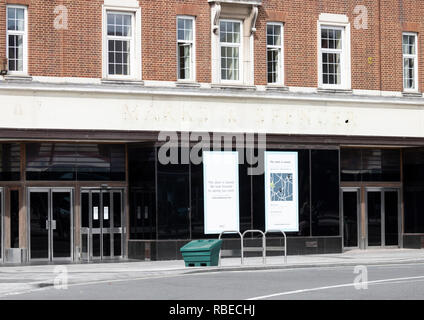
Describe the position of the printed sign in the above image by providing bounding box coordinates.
[203,151,239,234]
[265,152,299,232]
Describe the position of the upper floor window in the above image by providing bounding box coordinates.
[219,20,242,82]
[267,23,283,84]
[403,33,418,92]
[320,26,344,87]
[106,12,133,77]
[177,16,195,81]
[6,5,27,74]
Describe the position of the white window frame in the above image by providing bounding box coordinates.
[266,22,284,85]
[177,15,196,82]
[102,5,141,81]
[317,16,351,90]
[402,32,419,93]
[219,19,243,84]
[6,5,28,76]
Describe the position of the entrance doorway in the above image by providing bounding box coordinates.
[80,188,125,261]
[28,188,73,261]
[342,188,360,248]
[342,187,401,249]
[366,188,400,248]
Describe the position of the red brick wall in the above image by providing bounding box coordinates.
[141,0,210,82]
[0,0,102,78]
[0,0,422,91]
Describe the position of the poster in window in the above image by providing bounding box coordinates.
[265,151,299,232]
[203,151,239,234]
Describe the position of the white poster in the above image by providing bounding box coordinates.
[203,151,239,234]
[93,207,99,220]
[104,207,109,220]
[265,152,299,232]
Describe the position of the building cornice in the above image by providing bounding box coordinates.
[0,81,423,108]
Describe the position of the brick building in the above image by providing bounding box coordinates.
[0,0,424,263]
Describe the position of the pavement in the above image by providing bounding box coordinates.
[0,248,423,298]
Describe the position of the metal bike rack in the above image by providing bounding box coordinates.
[218,230,243,267]
[265,229,287,264]
[242,230,266,265]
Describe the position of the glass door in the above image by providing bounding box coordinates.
[384,190,400,246]
[80,188,125,261]
[365,188,400,248]
[51,191,72,259]
[367,190,382,246]
[29,188,73,261]
[342,188,360,248]
[29,190,49,259]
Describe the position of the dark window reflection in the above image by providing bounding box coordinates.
[10,190,19,248]
[0,143,20,181]
[252,172,265,231]
[384,191,399,246]
[157,148,190,239]
[403,148,424,233]
[128,146,156,240]
[239,158,252,233]
[367,191,382,246]
[341,148,400,182]
[126,146,343,240]
[343,191,358,247]
[297,150,311,236]
[26,143,125,181]
[311,150,340,236]
[0,195,1,258]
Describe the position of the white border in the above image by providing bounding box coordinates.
[317,14,351,90]
[102,5,142,81]
[219,19,244,84]
[176,15,196,82]
[266,22,284,86]
[6,5,28,76]
[402,32,419,93]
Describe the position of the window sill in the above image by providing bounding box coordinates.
[211,83,256,91]
[101,79,144,86]
[402,91,422,98]
[3,74,33,82]
[266,85,289,92]
[176,81,201,88]
[317,87,352,95]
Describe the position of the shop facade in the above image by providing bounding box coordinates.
[0,83,423,263]
[1,0,424,263]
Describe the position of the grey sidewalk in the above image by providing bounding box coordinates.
[0,248,423,298]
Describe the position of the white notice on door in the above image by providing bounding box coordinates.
[93,207,99,220]
[104,207,109,220]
